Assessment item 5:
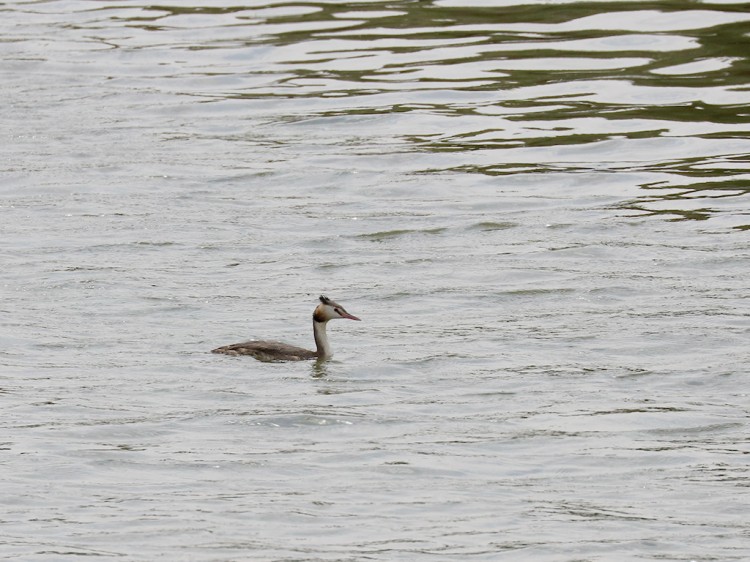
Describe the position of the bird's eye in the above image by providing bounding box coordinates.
[334,308,342,316]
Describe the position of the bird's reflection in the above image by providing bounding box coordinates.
[311,360,329,379]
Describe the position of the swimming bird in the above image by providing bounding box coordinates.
[211,295,361,361]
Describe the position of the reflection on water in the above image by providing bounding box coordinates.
[5,1,749,227]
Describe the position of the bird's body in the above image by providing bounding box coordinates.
[211,340,317,361]
[211,296,360,362]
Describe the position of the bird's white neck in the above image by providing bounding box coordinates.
[313,319,332,359]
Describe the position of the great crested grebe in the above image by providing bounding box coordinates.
[211,295,361,362]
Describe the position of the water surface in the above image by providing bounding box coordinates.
[2,1,749,560]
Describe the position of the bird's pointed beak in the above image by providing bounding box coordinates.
[341,311,361,321]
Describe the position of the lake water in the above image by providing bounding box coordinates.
[2,1,749,560]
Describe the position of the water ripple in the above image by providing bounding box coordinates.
[3,2,750,561]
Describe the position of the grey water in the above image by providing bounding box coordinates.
[2,1,749,560]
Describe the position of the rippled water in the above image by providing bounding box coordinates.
[2,1,749,560]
